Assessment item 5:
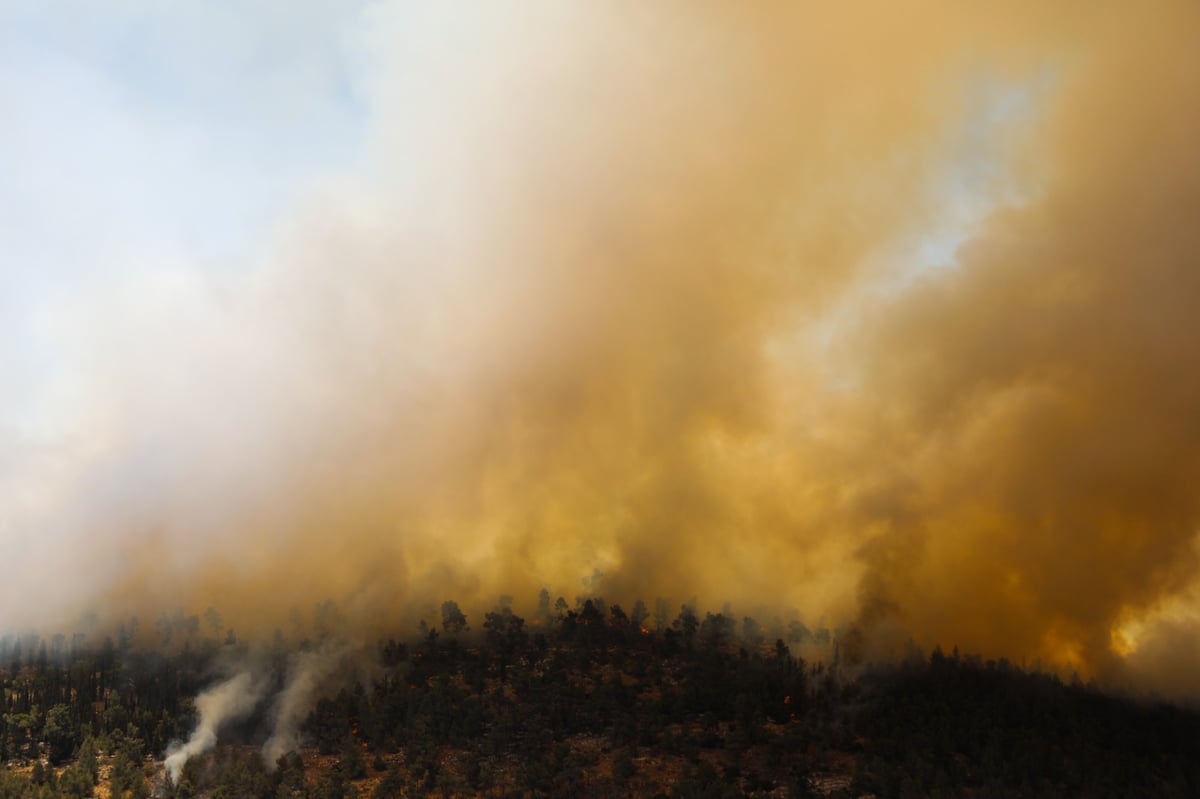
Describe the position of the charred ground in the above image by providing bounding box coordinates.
[2,599,1199,798]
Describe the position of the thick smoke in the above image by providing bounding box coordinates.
[3,2,1200,695]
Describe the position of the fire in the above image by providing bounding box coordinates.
[351,720,370,750]
[639,626,650,635]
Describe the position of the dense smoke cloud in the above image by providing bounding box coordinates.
[3,2,1200,694]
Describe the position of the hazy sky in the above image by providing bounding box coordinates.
[3,2,1200,696]
[1,0,367,425]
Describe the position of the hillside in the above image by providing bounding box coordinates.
[2,602,1199,798]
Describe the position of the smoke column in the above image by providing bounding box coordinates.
[1,2,1200,696]
[164,672,266,783]
[262,641,354,765]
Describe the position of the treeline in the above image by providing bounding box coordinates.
[161,597,821,798]
[0,623,215,767]
[852,648,1200,798]
[2,596,1199,798]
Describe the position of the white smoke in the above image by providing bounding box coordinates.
[162,641,358,780]
[262,641,353,766]
[164,672,266,784]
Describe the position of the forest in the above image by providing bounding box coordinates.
[2,595,1198,798]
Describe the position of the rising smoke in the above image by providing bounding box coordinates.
[164,672,267,783]
[162,640,357,779]
[262,640,356,766]
[2,2,1200,697]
